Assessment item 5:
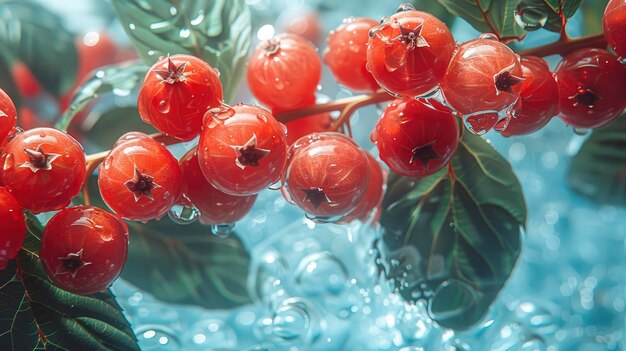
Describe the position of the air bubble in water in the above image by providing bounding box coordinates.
[272,300,311,340]
[294,251,348,296]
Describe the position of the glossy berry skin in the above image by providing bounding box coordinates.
[179,148,257,225]
[554,48,626,129]
[98,132,181,221]
[366,8,455,97]
[502,56,559,136]
[138,54,224,141]
[372,99,459,178]
[604,0,626,58]
[247,34,321,111]
[284,112,332,145]
[199,104,288,196]
[0,187,26,270]
[40,206,129,295]
[283,132,370,219]
[442,37,523,116]
[0,88,17,148]
[324,18,380,92]
[0,128,86,213]
[339,152,385,223]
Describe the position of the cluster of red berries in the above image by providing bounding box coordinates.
[1,1,625,296]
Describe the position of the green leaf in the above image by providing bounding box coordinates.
[543,0,583,18]
[84,177,252,309]
[79,107,158,150]
[111,0,251,102]
[411,0,456,27]
[435,0,526,41]
[515,0,583,33]
[378,132,526,330]
[0,215,139,351]
[0,0,78,96]
[568,114,626,205]
[55,61,148,132]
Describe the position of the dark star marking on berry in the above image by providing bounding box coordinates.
[19,145,61,173]
[263,37,281,55]
[154,55,187,84]
[231,134,270,169]
[410,141,441,168]
[301,187,331,209]
[55,249,92,278]
[570,87,600,108]
[125,165,161,202]
[396,22,429,49]
[494,69,524,95]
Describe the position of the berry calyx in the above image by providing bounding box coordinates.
[98,132,181,221]
[554,48,626,129]
[366,6,455,97]
[372,99,459,178]
[198,104,288,196]
[494,68,524,95]
[283,132,370,220]
[0,128,86,213]
[40,206,129,295]
[179,148,257,225]
[0,187,26,270]
[138,54,224,141]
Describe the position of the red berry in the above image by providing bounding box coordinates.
[284,112,333,145]
[179,147,257,225]
[501,56,559,136]
[138,54,224,141]
[283,132,370,219]
[0,88,17,148]
[366,5,455,97]
[554,48,626,129]
[372,99,459,178]
[339,152,386,223]
[198,104,288,196]
[0,128,86,213]
[40,206,128,295]
[442,37,524,117]
[324,17,380,92]
[98,132,181,221]
[604,0,626,59]
[11,62,42,98]
[0,187,26,270]
[247,34,321,111]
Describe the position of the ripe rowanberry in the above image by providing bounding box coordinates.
[501,56,559,137]
[283,112,333,145]
[554,48,626,129]
[198,104,288,196]
[0,187,26,270]
[179,147,257,225]
[371,99,459,178]
[247,34,321,111]
[40,206,129,295]
[324,17,380,92]
[366,4,455,97]
[338,152,386,223]
[138,54,224,141]
[98,132,181,222]
[0,88,17,148]
[282,132,370,220]
[0,128,86,213]
[441,36,524,118]
[604,0,626,59]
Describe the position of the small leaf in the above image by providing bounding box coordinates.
[55,61,148,132]
[111,0,252,102]
[568,114,626,205]
[411,0,457,27]
[0,0,78,95]
[80,107,158,150]
[435,0,526,41]
[543,0,584,18]
[0,215,139,351]
[378,132,526,330]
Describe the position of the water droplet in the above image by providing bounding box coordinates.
[396,3,416,12]
[158,100,170,113]
[211,223,235,238]
[573,127,589,136]
[464,111,499,135]
[272,299,311,340]
[514,4,549,31]
[168,203,200,225]
[294,252,348,296]
[179,28,190,39]
[479,33,499,41]
[274,77,285,90]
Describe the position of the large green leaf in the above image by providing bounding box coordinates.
[111,0,251,102]
[378,132,526,330]
[0,216,139,351]
[412,0,456,27]
[0,0,78,96]
[85,178,252,309]
[568,114,626,205]
[55,61,148,132]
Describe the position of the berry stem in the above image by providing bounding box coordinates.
[516,33,606,58]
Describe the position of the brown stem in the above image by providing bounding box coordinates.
[516,33,606,58]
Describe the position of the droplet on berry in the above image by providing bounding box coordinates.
[168,202,200,225]
[211,223,235,238]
